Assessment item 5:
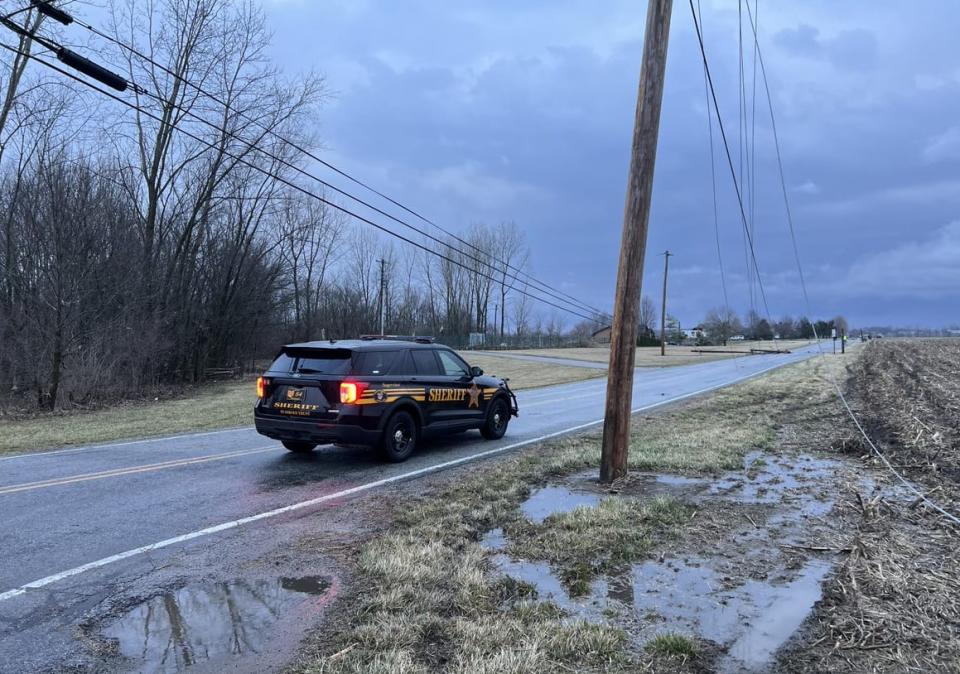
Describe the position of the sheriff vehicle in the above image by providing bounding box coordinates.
[254,337,519,462]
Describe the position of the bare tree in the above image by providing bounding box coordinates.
[703,306,742,346]
[638,295,657,337]
[493,221,528,338]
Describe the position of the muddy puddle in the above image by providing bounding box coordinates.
[485,452,865,672]
[100,576,331,673]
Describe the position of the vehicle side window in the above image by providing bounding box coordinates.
[394,350,416,376]
[411,350,442,376]
[437,350,469,377]
[353,350,399,376]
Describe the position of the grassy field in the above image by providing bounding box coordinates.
[465,353,605,386]
[500,339,815,367]
[293,354,852,674]
[0,353,603,456]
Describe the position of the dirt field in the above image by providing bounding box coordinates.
[782,339,960,672]
[290,342,960,673]
[500,339,815,367]
[0,352,601,456]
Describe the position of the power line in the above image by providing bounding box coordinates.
[741,2,960,526]
[0,39,601,324]
[687,0,772,323]
[35,1,607,319]
[695,0,728,310]
[41,24,605,318]
[0,12,604,321]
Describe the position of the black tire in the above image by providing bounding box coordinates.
[481,397,511,440]
[379,410,418,462]
[282,440,316,453]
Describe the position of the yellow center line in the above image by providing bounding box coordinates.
[0,446,277,496]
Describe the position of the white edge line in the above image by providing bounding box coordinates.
[0,353,808,603]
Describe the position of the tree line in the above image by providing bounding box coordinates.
[700,307,848,345]
[0,0,549,411]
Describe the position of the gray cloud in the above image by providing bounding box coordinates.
[263,1,960,328]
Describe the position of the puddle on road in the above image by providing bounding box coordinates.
[101,576,330,673]
[520,485,600,523]
[485,452,857,672]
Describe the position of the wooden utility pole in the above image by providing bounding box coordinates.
[659,250,672,356]
[600,0,673,484]
[378,258,387,335]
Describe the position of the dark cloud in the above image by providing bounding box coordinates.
[264,1,960,328]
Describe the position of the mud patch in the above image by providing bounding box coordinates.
[487,451,868,672]
[100,576,331,673]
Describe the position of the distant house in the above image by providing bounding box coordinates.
[592,326,612,344]
[730,334,745,341]
[690,325,707,340]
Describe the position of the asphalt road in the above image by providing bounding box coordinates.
[0,343,828,672]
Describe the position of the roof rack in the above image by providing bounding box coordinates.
[359,334,435,344]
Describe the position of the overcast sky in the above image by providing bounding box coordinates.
[261,1,960,329]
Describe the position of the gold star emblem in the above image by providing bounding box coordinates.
[467,383,481,408]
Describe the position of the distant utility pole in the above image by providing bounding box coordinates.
[378,258,387,335]
[659,250,672,356]
[600,0,673,484]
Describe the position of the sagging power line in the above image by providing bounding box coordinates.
[739,1,960,526]
[688,0,772,325]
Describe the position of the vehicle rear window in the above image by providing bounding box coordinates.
[283,348,353,375]
[411,349,442,376]
[267,353,295,373]
[352,350,399,376]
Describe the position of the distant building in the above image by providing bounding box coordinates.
[690,325,706,340]
[730,334,745,341]
[592,326,612,344]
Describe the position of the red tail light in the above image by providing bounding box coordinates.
[256,376,267,399]
[340,381,368,404]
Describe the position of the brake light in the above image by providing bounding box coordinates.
[256,376,267,399]
[340,381,367,404]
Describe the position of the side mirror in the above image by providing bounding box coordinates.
[470,365,484,378]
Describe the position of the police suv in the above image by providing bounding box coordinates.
[254,337,519,462]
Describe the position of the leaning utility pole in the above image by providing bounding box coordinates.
[600,0,673,484]
[659,250,672,356]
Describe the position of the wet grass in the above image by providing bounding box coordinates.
[0,380,254,456]
[294,354,854,673]
[508,496,692,595]
[646,633,698,657]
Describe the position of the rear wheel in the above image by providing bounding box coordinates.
[481,397,511,440]
[282,440,316,453]
[379,410,418,462]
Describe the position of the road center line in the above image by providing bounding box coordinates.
[0,446,276,496]
[0,354,806,603]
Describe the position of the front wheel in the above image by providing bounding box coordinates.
[379,411,418,462]
[481,397,511,440]
[282,440,316,453]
